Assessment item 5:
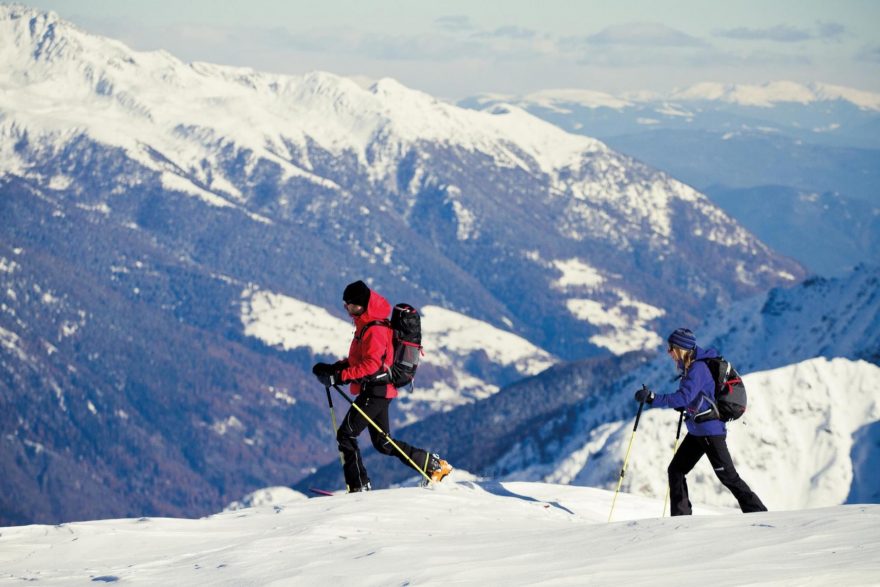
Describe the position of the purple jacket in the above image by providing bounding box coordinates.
[652,346,726,436]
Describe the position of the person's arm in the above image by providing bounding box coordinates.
[653,372,701,409]
[340,327,388,382]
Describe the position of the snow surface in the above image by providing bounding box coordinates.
[1,481,877,586]
[548,251,758,357]
[565,291,665,355]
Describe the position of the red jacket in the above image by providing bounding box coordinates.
[340,288,397,399]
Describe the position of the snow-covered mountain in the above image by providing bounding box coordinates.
[466,81,880,142]
[0,5,801,358]
[509,81,880,112]
[1,482,878,585]
[463,82,880,275]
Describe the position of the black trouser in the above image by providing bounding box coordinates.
[668,433,767,516]
[336,393,431,490]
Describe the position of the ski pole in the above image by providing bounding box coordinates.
[331,384,433,484]
[661,410,685,517]
[608,386,647,523]
[324,385,350,493]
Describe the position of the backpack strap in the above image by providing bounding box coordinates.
[354,320,393,384]
[355,319,392,341]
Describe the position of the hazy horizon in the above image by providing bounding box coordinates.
[12,0,880,100]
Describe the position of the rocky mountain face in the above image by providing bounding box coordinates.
[462,85,880,276]
[704,185,880,277]
[1,6,804,524]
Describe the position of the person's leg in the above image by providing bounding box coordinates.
[364,396,433,474]
[336,395,372,490]
[705,435,767,513]
[668,434,706,516]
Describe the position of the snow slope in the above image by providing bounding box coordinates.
[699,267,880,374]
[598,358,880,510]
[0,482,877,586]
[499,357,880,512]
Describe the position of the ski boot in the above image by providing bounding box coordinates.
[425,453,453,485]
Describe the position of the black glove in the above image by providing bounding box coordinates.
[634,387,655,404]
[312,362,334,376]
[316,368,346,388]
[315,372,333,387]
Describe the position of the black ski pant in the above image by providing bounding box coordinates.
[336,393,431,490]
[668,433,767,516]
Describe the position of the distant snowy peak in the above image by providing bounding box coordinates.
[519,89,633,111]
[471,90,633,112]
[479,80,880,112]
[671,81,880,111]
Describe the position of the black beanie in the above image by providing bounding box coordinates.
[343,280,371,307]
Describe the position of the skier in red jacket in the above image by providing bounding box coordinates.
[312,280,452,492]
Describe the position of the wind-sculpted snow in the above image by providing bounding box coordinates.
[1,482,878,586]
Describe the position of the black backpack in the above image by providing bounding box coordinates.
[358,303,423,389]
[694,356,747,422]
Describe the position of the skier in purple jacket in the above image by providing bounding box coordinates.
[635,328,767,515]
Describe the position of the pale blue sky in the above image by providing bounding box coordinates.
[16,0,880,98]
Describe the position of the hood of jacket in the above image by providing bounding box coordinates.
[354,288,391,328]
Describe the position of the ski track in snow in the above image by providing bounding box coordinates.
[0,481,877,586]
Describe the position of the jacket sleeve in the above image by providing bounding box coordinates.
[341,326,390,382]
[653,365,708,409]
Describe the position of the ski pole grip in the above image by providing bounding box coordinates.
[633,385,648,430]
